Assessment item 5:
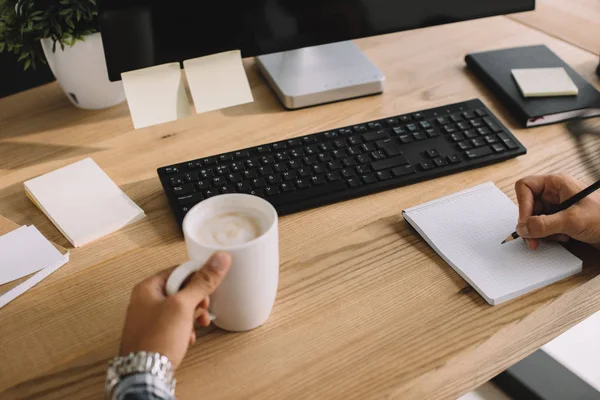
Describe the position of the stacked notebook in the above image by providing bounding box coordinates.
[403,182,582,305]
[0,215,69,308]
[24,158,145,247]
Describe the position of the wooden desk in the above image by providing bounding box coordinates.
[1,15,599,400]
[509,0,600,55]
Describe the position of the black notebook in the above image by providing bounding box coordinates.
[465,45,600,127]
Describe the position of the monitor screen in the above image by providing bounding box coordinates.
[98,0,535,81]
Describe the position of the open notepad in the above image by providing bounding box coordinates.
[402,182,582,305]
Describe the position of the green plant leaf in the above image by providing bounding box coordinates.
[0,43,5,53]
[24,59,31,70]
[17,51,29,61]
[59,9,71,16]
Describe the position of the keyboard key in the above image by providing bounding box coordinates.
[450,133,465,142]
[484,135,499,144]
[400,115,411,122]
[420,120,432,129]
[457,121,470,130]
[362,143,376,152]
[348,146,362,156]
[173,184,194,196]
[288,139,302,147]
[257,145,271,154]
[444,125,457,134]
[465,146,492,159]
[202,156,217,165]
[426,149,440,158]
[319,142,333,152]
[457,141,472,151]
[492,143,505,153]
[357,154,371,164]
[230,162,244,172]
[313,164,327,174]
[324,131,338,140]
[204,189,218,198]
[261,156,275,165]
[413,132,427,141]
[451,113,463,122]
[311,175,326,185]
[363,130,388,142]
[426,129,439,138]
[339,128,353,136]
[393,126,406,135]
[434,157,448,167]
[272,142,287,151]
[270,180,347,207]
[361,174,378,184]
[377,138,402,156]
[371,155,409,171]
[187,161,201,170]
[413,112,425,120]
[268,175,282,184]
[334,139,348,149]
[298,167,313,177]
[304,155,318,165]
[406,124,418,132]
[464,129,478,139]
[327,172,341,181]
[348,136,362,146]
[219,154,233,162]
[234,150,250,159]
[392,165,416,177]
[399,134,414,144]
[227,173,242,183]
[290,148,304,158]
[275,152,290,161]
[170,177,183,187]
[305,145,318,155]
[333,149,347,159]
[419,161,434,170]
[483,117,502,132]
[288,159,302,169]
[356,165,371,174]
[436,117,449,125]
[177,193,203,205]
[280,182,295,193]
[246,158,259,168]
[386,118,399,126]
[259,166,273,176]
[274,163,287,173]
[283,170,297,181]
[249,189,265,197]
[318,153,331,162]
[447,154,462,164]
[219,185,236,194]
[196,180,210,190]
[199,169,213,179]
[470,119,483,128]
[252,178,266,188]
[371,150,386,160]
[244,170,257,179]
[213,176,226,186]
[180,206,191,215]
[184,172,199,182]
[353,125,367,133]
[165,166,179,174]
[265,186,280,196]
[215,165,229,175]
[462,111,476,119]
[376,171,391,181]
[235,182,251,192]
[347,177,361,187]
[296,178,311,189]
[302,136,317,144]
[497,133,518,149]
[477,127,491,136]
[471,138,486,147]
[342,157,357,167]
[327,161,342,171]
[368,122,383,130]
[475,108,488,117]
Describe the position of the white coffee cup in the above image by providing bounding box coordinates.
[166,194,279,331]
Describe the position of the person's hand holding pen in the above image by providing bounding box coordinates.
[513,174,600,250]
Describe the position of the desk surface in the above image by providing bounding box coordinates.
[1,13,600,400]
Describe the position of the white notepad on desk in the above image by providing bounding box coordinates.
[402,182,582,305]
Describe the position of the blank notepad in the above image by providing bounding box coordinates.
[402,182,582,305]
[24,158,145,247]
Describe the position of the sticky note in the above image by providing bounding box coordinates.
[511,67,579,97]
[184,50,254,113]
[121,62,191,129]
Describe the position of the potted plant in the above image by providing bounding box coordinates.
[0,0,125,109]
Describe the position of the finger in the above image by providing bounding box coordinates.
[548,234,571,243]
[196,311,212,327]
[178,252,231,307]
[200,296,209,310]
[194,302,209,320]
[189,331,196,346]
[135,266,179,300]
[517,212,570,239]
[515,177,546,223]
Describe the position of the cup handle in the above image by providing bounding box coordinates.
[166,260,216,321]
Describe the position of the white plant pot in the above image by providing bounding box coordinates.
[40,32,125,110]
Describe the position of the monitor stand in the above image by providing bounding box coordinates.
[256,41,384,109]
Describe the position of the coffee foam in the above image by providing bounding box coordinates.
[196,211,262,246]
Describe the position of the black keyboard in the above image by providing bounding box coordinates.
[158,99,526,225]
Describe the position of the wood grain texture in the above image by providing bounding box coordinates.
[509,0,600,55]
[1,15,600,400]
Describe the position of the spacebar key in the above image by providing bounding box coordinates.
[269,180,347,206]
[371,156,409,171]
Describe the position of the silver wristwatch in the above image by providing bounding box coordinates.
[105,351,176,399]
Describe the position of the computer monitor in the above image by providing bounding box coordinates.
[98,1,535,108]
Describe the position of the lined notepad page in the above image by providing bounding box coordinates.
[403,182,582,305]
